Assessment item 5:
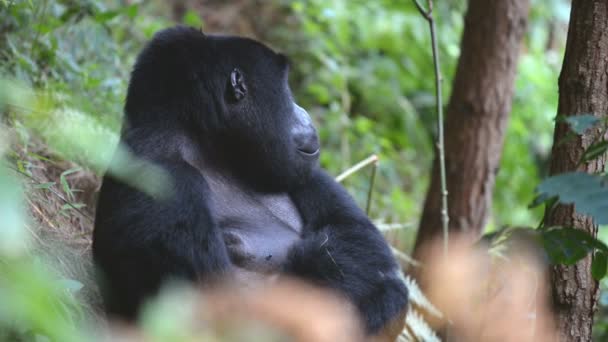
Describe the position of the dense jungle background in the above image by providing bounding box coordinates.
[2,0,608,341]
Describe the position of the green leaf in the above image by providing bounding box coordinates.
[26,152,53,162]
[94,10,120,23]
[592,251,608,281]
[564,114,600,135]
[59,167,81,201]
[125,4,138,19]
[182,10,203,28]
[34,334,51,342]
[536,172,608,224]
[528,193,557,209]
[581,140,608,163]
[60,203,85,211]
[541,227,608,265]
[33,182,55,190]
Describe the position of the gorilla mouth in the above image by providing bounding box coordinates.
[297,148,320,158]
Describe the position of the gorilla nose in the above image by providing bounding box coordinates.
[295,128,320,157]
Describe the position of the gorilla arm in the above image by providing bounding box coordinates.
[93,159,232,319]
[284,168,409,335]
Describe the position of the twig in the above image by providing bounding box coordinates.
[411,0,449,256]
[26,196,58,230]
[412,0,431,19]
[335,154,378,182]
[365,157,378,215]
[392,246,422,268]
[23,223,47,248]
[411,2,451,339]
[30,0,49,57]
[374,222,416,231]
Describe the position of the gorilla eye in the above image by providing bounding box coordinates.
[230,68,247,101]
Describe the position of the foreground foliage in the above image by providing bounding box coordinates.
[4,0,608,340]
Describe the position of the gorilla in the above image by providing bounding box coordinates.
[93,26,408,336]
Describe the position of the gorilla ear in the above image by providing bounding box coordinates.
[229,68,247,101]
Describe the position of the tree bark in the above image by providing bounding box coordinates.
[545,1,608,341]
[413,0,530,255]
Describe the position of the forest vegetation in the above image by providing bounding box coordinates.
[2,0,608,341]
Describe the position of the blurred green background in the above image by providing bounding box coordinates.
[3,0,600,340]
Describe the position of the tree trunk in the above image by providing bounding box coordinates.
[413,0,530,255]
[545,1,608,341]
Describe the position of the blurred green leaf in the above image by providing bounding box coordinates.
[564,114,600,135]
[0,259,85,342]
[542,227,608,265]
[182,10,203,29]
[33,182,55,189]
[125,4,138,19]
[94,10,119,23]
[59,167,81,201]
[592,251,608,281]
[581,140,608,163]
[528,192,557,209]
[60,203,85,211]
[536,172,608,225]
[0,165,28,255]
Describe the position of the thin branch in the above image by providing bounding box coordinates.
[411,0,449,256]
[374,222,416,231]
[365,158,378,215]
[335,154,378,182]
[30,0,49,57]
[411,0,430,19]
[392,246,422,268]
[26,196,58,230]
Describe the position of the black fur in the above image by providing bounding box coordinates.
[93,26,408,334]
[285,169,409,333]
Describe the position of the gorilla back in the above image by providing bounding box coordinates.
[93,26,408,335]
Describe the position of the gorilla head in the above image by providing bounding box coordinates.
[124,26,319,191]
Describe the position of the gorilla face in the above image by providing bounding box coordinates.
[222,65,320,192]
[124,27,319,192]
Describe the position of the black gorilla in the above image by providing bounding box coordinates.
[93,26,408,335]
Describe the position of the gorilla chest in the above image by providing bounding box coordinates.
[204,175,303,275]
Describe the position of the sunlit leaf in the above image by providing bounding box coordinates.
[125,4,138,19]
[182,10,203,29]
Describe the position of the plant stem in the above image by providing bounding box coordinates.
[335,154,378,182]
[412,0,449,257]
[365,158,378,215]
